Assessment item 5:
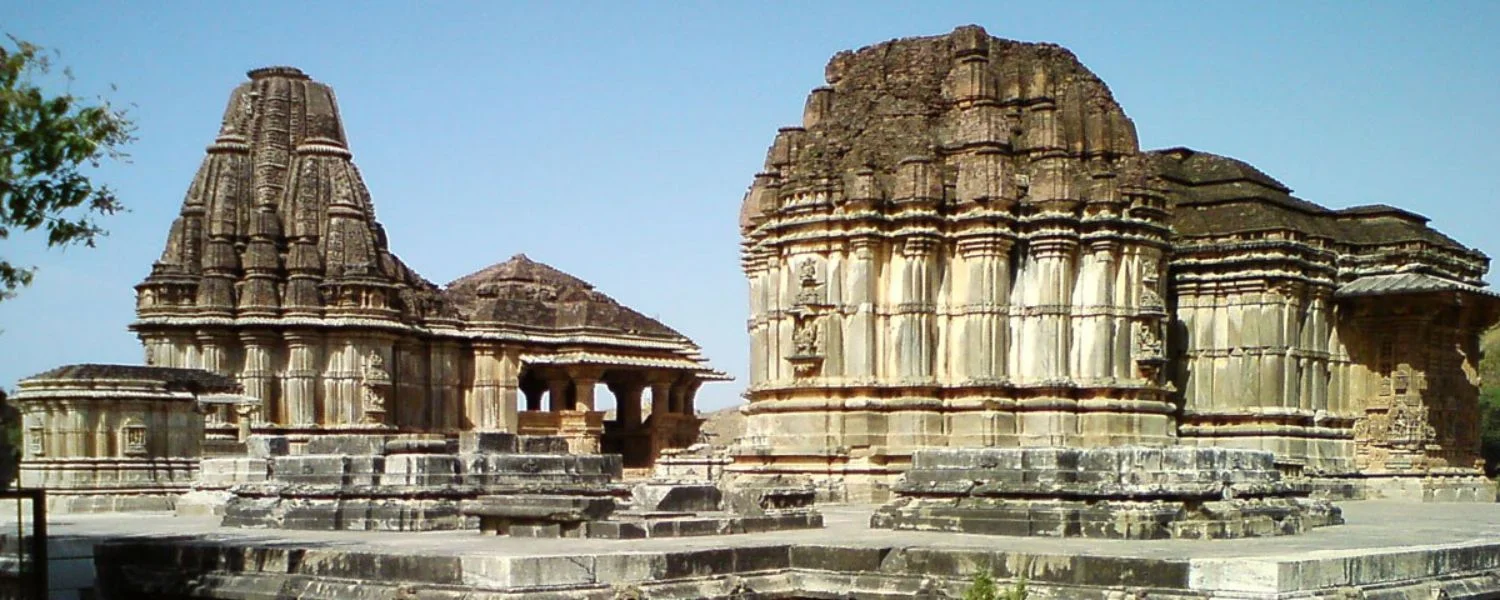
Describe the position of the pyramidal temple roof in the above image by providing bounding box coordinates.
[133,67,719,371]
[137,66,447,324]
[443,254,685,338]
[1154,147,1475,253]
[740,24,1150,233]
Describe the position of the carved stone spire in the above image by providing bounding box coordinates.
[135,66,431,324]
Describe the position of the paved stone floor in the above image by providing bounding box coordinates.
[7,501,1500,599]
[22,501,1500,558]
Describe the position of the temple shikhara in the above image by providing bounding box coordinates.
[127,66,727,466]
[734,26,1500,503]
[10,28,1500,599]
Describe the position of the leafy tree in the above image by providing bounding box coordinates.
[1480,326,1500,477]
[0,35,134,299]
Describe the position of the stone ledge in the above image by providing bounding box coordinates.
[87,535,1500,599]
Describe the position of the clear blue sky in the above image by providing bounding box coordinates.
[2,2,1497,410]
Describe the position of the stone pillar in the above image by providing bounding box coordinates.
[239,331,278,425]
[649,375,672,421]
[1018,236,1077,381]
[1072,240,1116,381]
[608,375,645,428]
[680,379,702,416]
[568,367,602,412]
[547,372,573,412]
[954,237,1013,382]
[893,237,938,381]
[844,236,879,382]
[197,331,233,424]
[392,339,429,430]
[321,336,366,426]
[468,343,504,430]
[427,341,462,431]
[283,332,321,426]
[497,349,521,432]
[745,253,772,388]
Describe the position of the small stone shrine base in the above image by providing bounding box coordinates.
[222,433,626,532]
[21,457,200,513]
[871,446,1343,539]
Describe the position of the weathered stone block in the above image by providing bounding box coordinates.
[632,482,722,512]
[302,435,391,456]
[456,432,515,454]
[246,435,290,458]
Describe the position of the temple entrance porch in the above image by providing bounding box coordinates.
[517,365,704,468]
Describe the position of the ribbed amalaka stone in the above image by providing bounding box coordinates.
[735,25,1500,503]
[129,67,728,468]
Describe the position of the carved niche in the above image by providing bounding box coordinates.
[1132,257,1168,384]
[121,420,148,457]
[27,426,44,458]
[362,352,393,425]
[786,257,830,378]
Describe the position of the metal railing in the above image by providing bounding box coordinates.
[0,490,45,600]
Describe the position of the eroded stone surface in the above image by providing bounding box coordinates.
[872,447,1342,539]
[222,434,628,531]
[49,502,1500,599]
[734,24,1500,503]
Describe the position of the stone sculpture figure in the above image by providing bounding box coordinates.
[362,353,391,425]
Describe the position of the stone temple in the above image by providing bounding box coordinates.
[734,25,1499,503]
[130,66,728,466]
[7,24,1500,600]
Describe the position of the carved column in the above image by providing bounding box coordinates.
[392,340,428,430]
[282,331,321,426]
[608,375,646,428]
[679,379,702,416]
[197,330,233,424]
[745,252,773,389]
[843,236,879,382]
[648,375,673,421]
[239,331,279,425]
[468,343,505,430]
[569,367,602,412]
[893,237,939,381]
[954,237,1013,382]
[1072,240,1117,381]
[427,340,462,431]
[1020,236,1077,382]
[547,371,573,412]
[322,336,368,426]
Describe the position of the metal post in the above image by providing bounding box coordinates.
[31,490,46,600]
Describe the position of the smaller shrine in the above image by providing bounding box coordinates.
[12,364,239,512]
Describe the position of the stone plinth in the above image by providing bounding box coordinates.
[1316,474,1499,502]
[222,432,627,531]
[653,444,733,482]
[12,364,238,513]
[871,447,1343,539]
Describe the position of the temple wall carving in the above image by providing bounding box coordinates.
[735,26,1500,502]
[128,67,727,465]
